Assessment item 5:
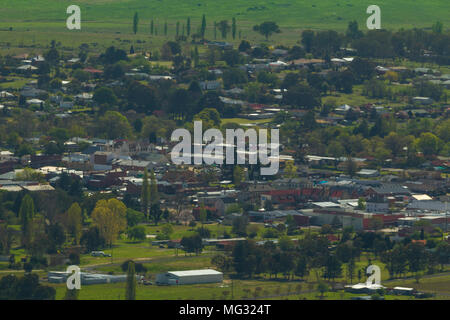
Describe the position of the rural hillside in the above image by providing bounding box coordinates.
[0,0,448,52]
[0,1,449,34]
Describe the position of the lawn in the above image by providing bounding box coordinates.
[50,270,450,300]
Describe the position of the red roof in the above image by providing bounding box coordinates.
[83,67,103,74]
[327,234,339,242]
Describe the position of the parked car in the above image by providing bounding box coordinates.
[90,251,111,257]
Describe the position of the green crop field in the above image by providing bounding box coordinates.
[0,0,449,54]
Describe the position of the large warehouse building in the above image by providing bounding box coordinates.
[155,269,223,285]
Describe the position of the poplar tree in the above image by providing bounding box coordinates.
[150,19,154,35]
[176,21,180,37]
[125,261,136,300]
[67,202,83,245]
[232,17,236,40]
[201,14,206,38]
[150,169,159,204]
[133,12,139,34]
[164,21,168,36]
[187,17,191,36]
[19,194,35,248]
[141,168,150,218]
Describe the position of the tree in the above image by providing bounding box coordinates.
[416,132,441,157]
[217,20,230,39]
[15,168,45,182]
[200,14,206,39]
[150,169,159,204]
[301,30,315,53]
[211,254,233,273]
[0,274,55,300]
[127,225,146,241]
[63,287,79,300]
[67,203,82,245]
[233,166,245,187]
[180,233,203,255]
[406,242,428,276]
[149,203,163,226]
[432,21,443,34]
[253,22,281,40]
[232,216,248,237]
[344,157,357,177]
[232,17,237,40]
[384,132,407,157]
[125,261,136,300]
[282,84,321,109]
[294,256,308,279]
[357,198,366,210]
[98,111,132,139]
[91,199,127,247]
[435,242,450,270]
[347,258,356,283]
[133,12,139,34]
[161,223,174,239]
[126,208,146,227]
[283,160,297,178]
[0,225,14,255]
[93,87,117,107]
[324,254,342,282]
[19,194,35,249]
[186,17,191,36]
[141,169,150,218]
[346,20,363,40]
[317,281,328,299]
[80,226,106,251]
[121,260,147,273]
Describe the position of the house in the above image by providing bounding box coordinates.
[268,60,288,70]
[60,100,74,109]
[335,104,352,115]
[0,91,15,99]
[199,80,221,91]
[412,97,433,105]
[366,201,389,213]
[20,87,46,98]
[357,169,380,178]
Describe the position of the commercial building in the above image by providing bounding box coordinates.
[155,269,223,285]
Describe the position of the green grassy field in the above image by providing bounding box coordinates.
[0,0,448,54]
[49,270,450,300]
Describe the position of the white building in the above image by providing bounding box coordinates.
[155,269,223,285]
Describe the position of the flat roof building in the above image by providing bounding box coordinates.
[155,269,223,285]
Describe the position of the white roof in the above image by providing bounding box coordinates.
[168,269,222,277]
[312,201,340,208]
[269,60,287,66]
[412,194,432,201]
[393,287,414,291]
